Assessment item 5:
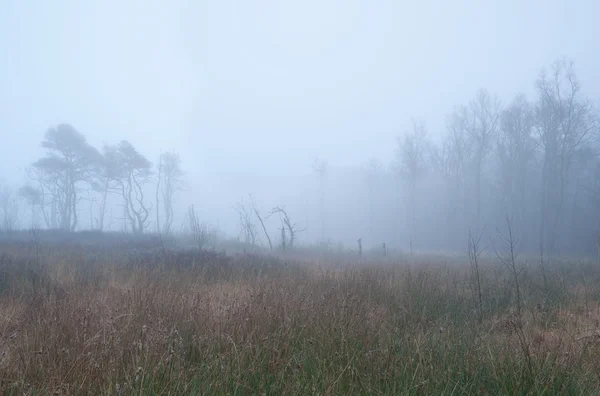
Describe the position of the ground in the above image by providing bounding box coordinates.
[0,231,599,395]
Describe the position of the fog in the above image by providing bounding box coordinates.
[2,1,600,254]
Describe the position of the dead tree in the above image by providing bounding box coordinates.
[156,152,185,234]
[268,206,306,248]
[234,199,258,245]
[249,195,272,251]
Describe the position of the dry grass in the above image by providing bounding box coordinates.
[0,238,600,395]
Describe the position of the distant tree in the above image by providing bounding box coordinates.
[396,118,430,249]
[496,94,537,236]
[18,185,43,228]
[0,184,19,231]
[234,198,258,245]
[155,152,185,234]
[535,58,598,253]
[268,206,306,249]
[457,89,501,227]
[30,124,101,231]
[432,115,473,246]
[90,145,124,231]
[249,195,273,251]
[111,141,153,234]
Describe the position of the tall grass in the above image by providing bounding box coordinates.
[0,238,600,395]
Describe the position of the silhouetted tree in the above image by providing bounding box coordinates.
[268,206,306,248]
[0,183,19,231]
[112,140,153,234]
[156,152,184,234]
[18,185,43,228]
[535,58,597,253]
[30,124,101,231]
[89,145,124,230]
[432,117,472,247]
[458,89,501,228]
[496,94,537,241]
[396,118,429,249]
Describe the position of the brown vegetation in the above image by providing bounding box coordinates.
[1,238,600,394]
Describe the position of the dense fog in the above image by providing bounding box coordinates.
[2,1,600,256]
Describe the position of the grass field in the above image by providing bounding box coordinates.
[1,232,600,395]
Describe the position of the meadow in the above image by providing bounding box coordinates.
[1,231,599,395]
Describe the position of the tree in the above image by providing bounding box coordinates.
[89,145,124,231]
[18,185,43,228]
[496,94,537,240]
[268,206,306,249]
[30,124,101,231]
[156,152,184,234]
[0,183,19,231]
[249,195,273,251]
[535,58,597,253]
[457,89,501,227]
[396,118,429,249]
[112,141,153,234]
[234,198,258,245]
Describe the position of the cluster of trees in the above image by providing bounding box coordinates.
[2,57,599,258]
[390,58,599,256]
[9,124,184,235]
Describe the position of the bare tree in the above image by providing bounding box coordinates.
[30,124,101,231]
[535,58,598,253]
[268,206,306,249]
[234,199,258,245]
[112,141,153,234]
[396,118,429,249]
[156,152,185,235]
[249,196,273,251]
[432,115,473,246]
[496,94,537,232]
[457,89,501,227]
[18,185,43,228]
[0,184,19,231]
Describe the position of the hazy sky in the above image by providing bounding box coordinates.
[2,0,599,192]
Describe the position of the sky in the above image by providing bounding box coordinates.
[1,0,599,235]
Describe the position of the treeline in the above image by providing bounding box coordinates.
[1,125,184,235]
[1,57,599,257]
[386,58,599,256]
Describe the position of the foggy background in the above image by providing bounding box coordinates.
[1,1,600,254]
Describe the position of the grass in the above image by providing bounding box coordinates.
[1,235,600,395]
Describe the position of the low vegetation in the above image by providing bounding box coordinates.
[1,233,600,395]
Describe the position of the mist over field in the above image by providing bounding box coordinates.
[4,2,600,394]
[2,0,600,256]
